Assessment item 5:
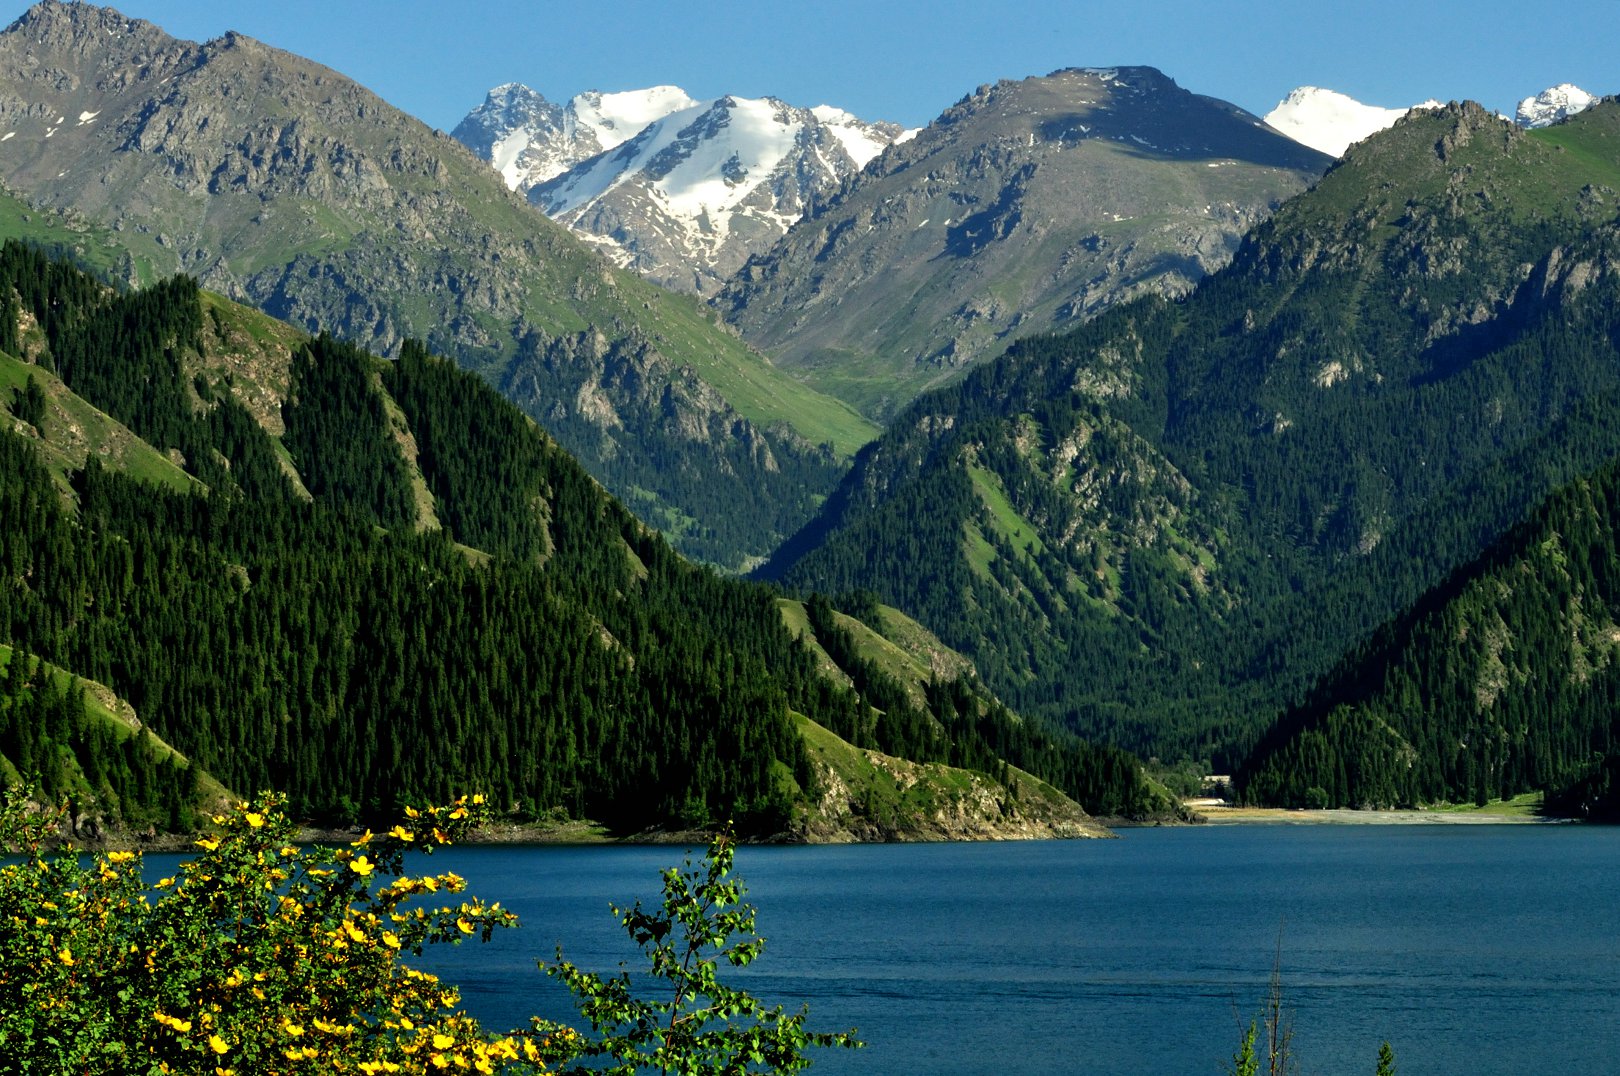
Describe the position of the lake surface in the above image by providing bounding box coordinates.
[138,824,1620,1074]
[388,825,1620,1076]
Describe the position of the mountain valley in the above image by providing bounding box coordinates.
[762,99,1620,810]
[0,0,1617,837]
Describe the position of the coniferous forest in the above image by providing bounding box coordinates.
[0,241,1160,831]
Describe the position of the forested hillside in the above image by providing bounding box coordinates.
[764,100,1620,772]
[0,242,1159,832]
[1240,460,1620,811]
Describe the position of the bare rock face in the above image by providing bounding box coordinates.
[714,67,1332,420]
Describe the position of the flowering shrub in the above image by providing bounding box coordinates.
[0,786,549,1075]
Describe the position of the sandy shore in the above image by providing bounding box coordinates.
[1190,803,1566,825]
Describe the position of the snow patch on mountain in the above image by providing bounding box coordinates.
[1516,84,1597,128]
[811,104,905,166]
[1264,87,1440,157]
[571,86,698,150]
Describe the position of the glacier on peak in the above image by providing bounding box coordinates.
[568,86,699,150]
[452,83,697,192]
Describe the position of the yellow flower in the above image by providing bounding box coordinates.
[244,812,265,829]
[153,1011,193,1033]
[349,856,375,877]
[195,837,221,852]
[387,825,414,842]
[471,794,486,805]
[351,829,373,847]
[106,850,136,864]
[382,931,401,949]
[57,947,74,966]
[456,918,474,935]
[209,1034,230,1055]
[432,1033,454,1050]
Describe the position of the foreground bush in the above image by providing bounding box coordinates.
[0,787,855,1075]
[0,785,531,1074]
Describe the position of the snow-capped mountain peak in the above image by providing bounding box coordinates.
[1516,84,1597,128]
[456,84,908,295]
[1263,87,1440,157]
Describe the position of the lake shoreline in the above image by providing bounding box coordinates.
[1187,803,1570,825]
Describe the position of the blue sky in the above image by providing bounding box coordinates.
[9,1,1615,131]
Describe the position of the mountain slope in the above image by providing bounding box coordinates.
[0,641,235,835]
[761,100,1620,766]
[715,67,1330,419]
[0,1,876,568]
[1239,460,1620,810]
